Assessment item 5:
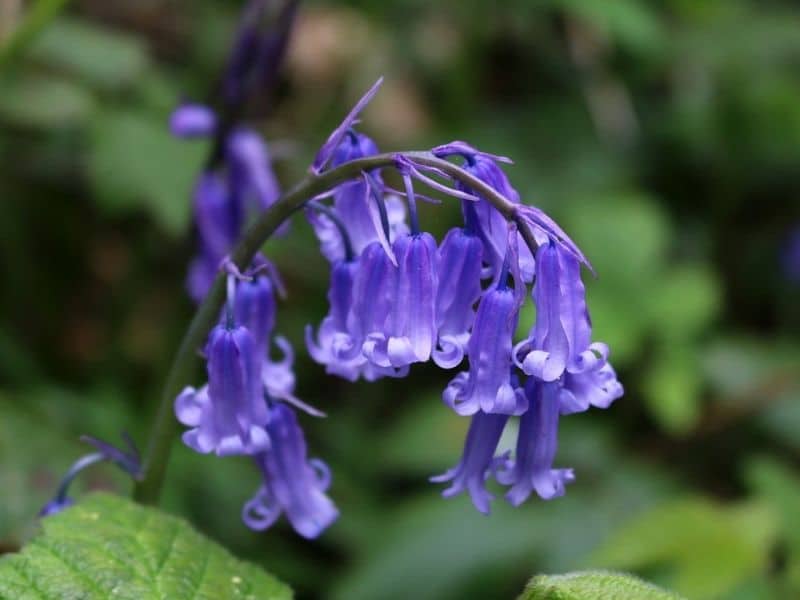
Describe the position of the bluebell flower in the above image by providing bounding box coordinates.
[308,130,410,263]
[228,129,282,215]
[363,232,439,368]
[172,119,282,302]
[348,241,410,378]
[193,171,241,258]
[326,132,384,257]
[499,378,575,504]
[221,0,298,108]
[433,227,483,368]
[38,435,141,518]
[515,240,611,382]
[443,279,526,416]
[170,104,217,138]
[308,194,409,264]
[243,403,339,539]
[262,335,298,402]
[432,141,536,282]
[559,361,624,415]
[234,274,277,352]
[306,259,367,381]
[175,323,270,455]
[430,411,509,514]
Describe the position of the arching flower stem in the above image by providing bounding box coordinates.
[133,150,539,505]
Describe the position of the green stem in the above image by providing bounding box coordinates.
[132,150,531,504]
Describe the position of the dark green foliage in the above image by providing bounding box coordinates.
[0,493,291,599]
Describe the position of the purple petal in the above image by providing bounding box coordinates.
[431,411,509,514]
[503,379,574,505]
[170,104,217,138]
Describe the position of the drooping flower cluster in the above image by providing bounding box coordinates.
[171,2,623,540]
[301,82,623,517]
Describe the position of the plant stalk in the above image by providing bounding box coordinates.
[133,150,530,504]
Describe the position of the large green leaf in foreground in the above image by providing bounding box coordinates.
[0,493,291,600]
[520,570,683,600]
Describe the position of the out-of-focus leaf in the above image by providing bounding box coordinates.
[563,193,670,365]
[701,337,800,446]
[0,74,92,129]
[379,396,468,473]
[649,265,720,342]
[702,337,800,398]
[566,193,670,288]
[520,570,682,600]
[590,497,778,599]
[87,109,207,234]
[548,0,664,56]
[642,347,702,435]
[0,493,291,600]
[27,17,149,92]
[333,462,674,600]
[0,0,69,69]
[745,457,800,588]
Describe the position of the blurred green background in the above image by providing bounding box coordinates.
[1,1,800,598]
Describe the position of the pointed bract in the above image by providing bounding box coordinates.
[311,77,383,174]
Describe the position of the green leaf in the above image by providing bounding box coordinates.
[520,570,683,600]
[648,265,721,342]
[87,109,207,234]
[642,347,703,435]
[745,457,800,588]
[27,17,149,93]
[701,337,800,447]
[0,493,291,600]
[590,497,778,599]
[0,74,93,129]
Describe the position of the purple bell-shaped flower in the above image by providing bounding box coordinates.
[242,403,339,539]
[234,274,277,352]
[430,410,509,514]
[443,279,526,416]
[433,227,483,368]
[175,323,270,455]
[363,232,438,368]
[499,378,575,504]
[306,259,367,381]
[514,240,617,381]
